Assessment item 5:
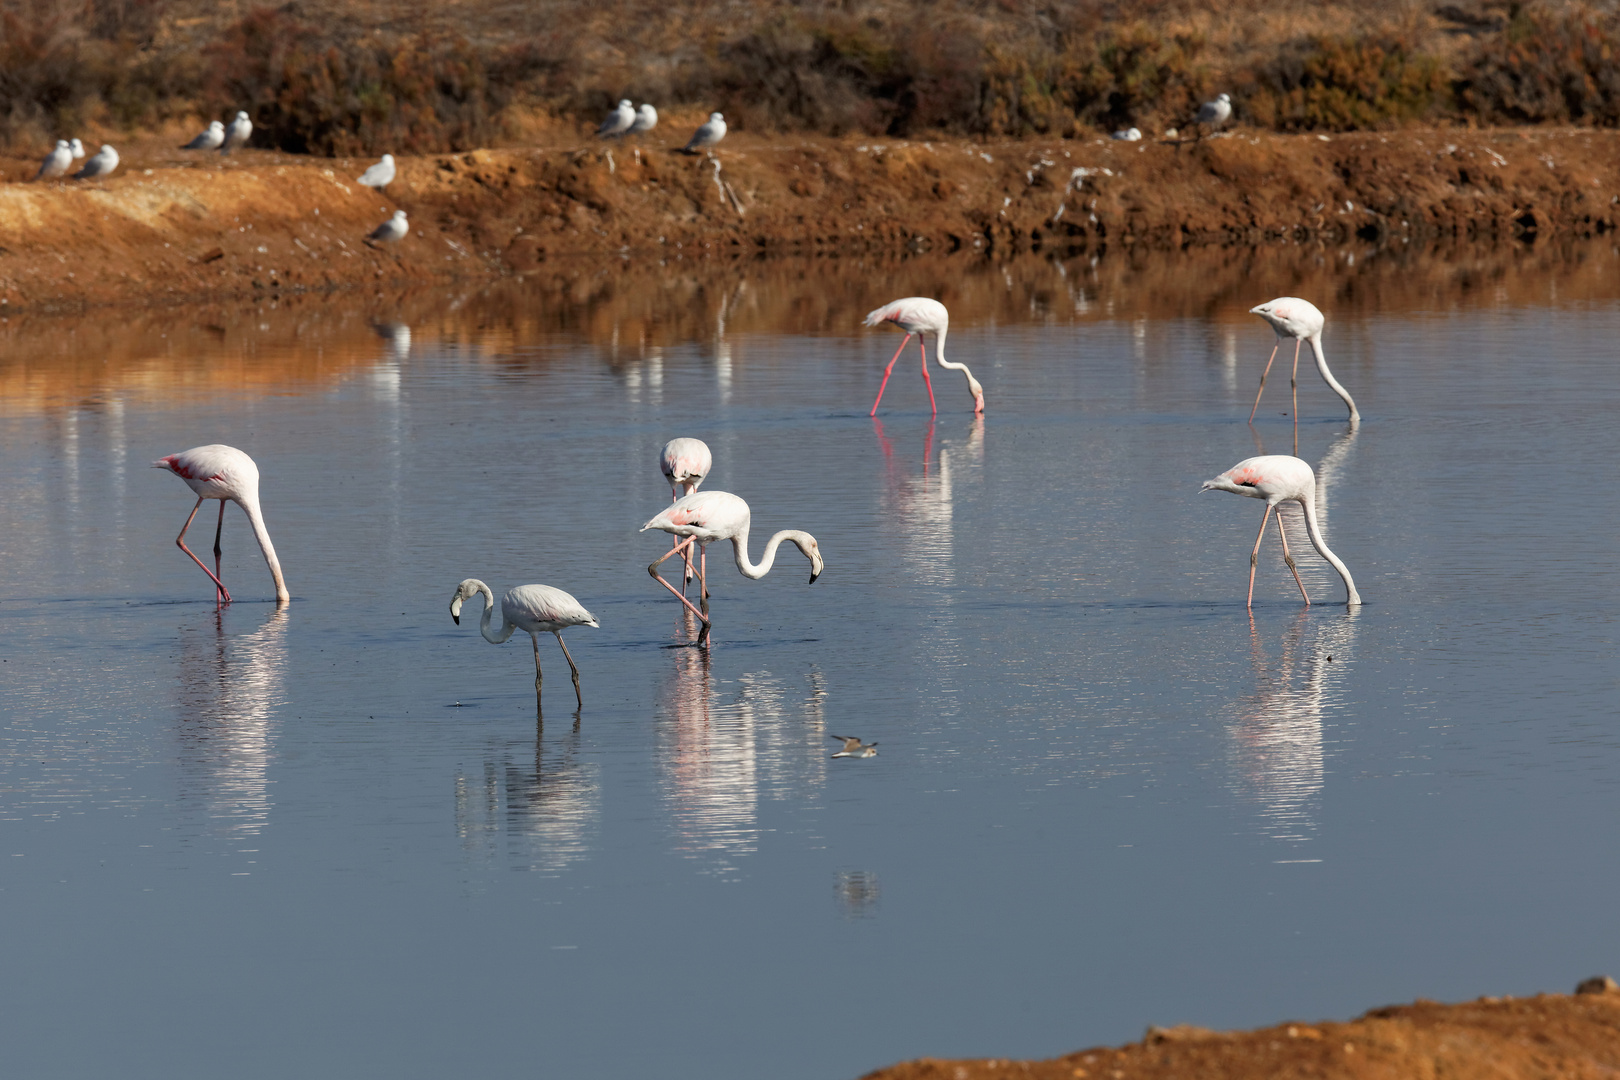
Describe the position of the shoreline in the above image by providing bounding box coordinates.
[3,127,1620,316]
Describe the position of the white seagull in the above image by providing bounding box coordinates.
[683,112,727,153]
[597,99,635,138]
[221,111,253,153]
[72,144,119,181]
[629,103,658,136]
[1196,93,1232,137]
[1112,127,1143,141]
[183,121,226,150]
[368,210,409,243]
[35,140,72,180]
[357,153,396,190]
[69,138,86,158]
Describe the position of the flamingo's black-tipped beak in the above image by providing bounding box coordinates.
[452,613,460,625]
[809,570,820,585]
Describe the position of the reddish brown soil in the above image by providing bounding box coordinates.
[863,984,1620,1080]
[4,125,1620,313]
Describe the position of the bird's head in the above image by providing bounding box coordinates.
[797,536,824,584]
[449,579,488,624]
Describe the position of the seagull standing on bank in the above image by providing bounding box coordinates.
[683,112,727,153]
[368,210,409,243]
[35,140,72,180]
[357,153,396,192]
[69,138,86,159]
[629,103,658,137]
[183,121,226,150]
[1112,127,1143,141]
[72,144,119,180]
[598,99,635,138]
[1195,93,1232,138]
[221,111,253,153]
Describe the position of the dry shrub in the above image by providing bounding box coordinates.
[1460,4,1620,124]
[1249,36,1451,130]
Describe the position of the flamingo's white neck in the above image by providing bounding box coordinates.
[1293,489,1361,606]
[1307,334,1359,425]
[730,525,820,582]
[931,326,986,414]
[453,580,517,645]
[238,494,290,605]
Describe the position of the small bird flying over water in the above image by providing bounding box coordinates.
[183,121,226,150]
[683,112,727,153]
[830,735,878,758]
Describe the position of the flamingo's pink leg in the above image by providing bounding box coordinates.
[918,338,937,414]
[1275,505,1310,605]
[212,500,228,606]
[1289,339,1303,455]
[1247,504,1274,608]
[553,631,583,708]
[1248,341,1281,423]
[175,497,233,604]
[870,333,912,415]
[649,537,711,632]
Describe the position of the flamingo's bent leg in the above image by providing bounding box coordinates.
[1249,342,1281,423]
[1275,506,1311,605]
[649,538,711,628]
[918,338,937,414]
[870,333,912,415]
[1247,505,1274,608]
[175,497,233,604]
[554,631,583,708]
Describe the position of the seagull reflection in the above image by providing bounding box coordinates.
[1226,608,1359,847]
[371,321,411,362]
[453,718,600,875]
[172,608,289,838]
[658,648,829,876]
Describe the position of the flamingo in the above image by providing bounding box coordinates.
[1200,455,1361,608]
[864,297,985,416]
[152,444,289,606]
[449,580,599,707]
[660,437,713,591]
[642,491,823,646]
[1247,298,1360,450]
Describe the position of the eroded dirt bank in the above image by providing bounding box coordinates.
[863,985,1620,1080]
[4,126,1620,313]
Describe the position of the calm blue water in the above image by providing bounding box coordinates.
[1,252,1617,1079]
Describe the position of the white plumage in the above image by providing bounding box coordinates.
[152,443,290,605]
[69,138,85,159]
[629,103,658,136]
[598,99,635,137]
[683,112,727,153]
[368,210,409,243]
[222,111,253,153]
[449,579,600,705]
[357,153,396,190]
[35,140,72,180]
[1196,93,1233,133]
[183,121,226,150]
[72,145,119,180]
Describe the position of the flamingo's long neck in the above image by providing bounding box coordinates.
[474,582,518,644]
[731,526,812,580]
[1294,491,1361,606]
[1308,335,1359,425]
[238,495,290,605]
[930,326,986,413]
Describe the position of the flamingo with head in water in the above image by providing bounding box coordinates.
[660,438,713,591]
[642,490,823,646]
[1247,299,1360,449]
[865,297,985,416]
[153,444,289,607]
[1200,455,1361,608]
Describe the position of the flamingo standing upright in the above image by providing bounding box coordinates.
[864,297,985,416]
[642,491,823,646]
[1247,298,1360,452]
[1200,455,1361,608]
[660,438,713,591]
[152,444,289,606]
[450,579,600,707]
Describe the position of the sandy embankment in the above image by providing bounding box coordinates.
[862,981,1620,1080]
[2,126,1619,312]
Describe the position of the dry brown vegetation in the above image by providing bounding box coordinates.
[9,0,1620,153]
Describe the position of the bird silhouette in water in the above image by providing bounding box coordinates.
[830,735,878,758]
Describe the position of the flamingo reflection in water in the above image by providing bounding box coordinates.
[173,607,289,839]
[1226,607,1360,848]
[453,721,600,875]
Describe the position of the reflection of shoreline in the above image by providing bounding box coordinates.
[1225,609,1359,848]
[173,608,289,838]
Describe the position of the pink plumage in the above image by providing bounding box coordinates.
[1246,298,1360,445]
[863,296,985,415]
[152,443,289,606]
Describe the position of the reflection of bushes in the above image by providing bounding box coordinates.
[14,0,1620,150]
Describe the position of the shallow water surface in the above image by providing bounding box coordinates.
[2,245,1618,1079]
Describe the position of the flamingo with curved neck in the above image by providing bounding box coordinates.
[1200,455,1361,608]
[153,444,288,606]
[449,579,599,707]
[1247,298,1360,452]
[642,490,824,646]
[865,297,985,415]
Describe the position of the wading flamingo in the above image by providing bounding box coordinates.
[1200,455,1361,608]
[1247,299,1360,450]
[660,437,713,591]
[642,491,823,646]
[865,297,985,416]
[152,444,289,606]
[449,579,599,707]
